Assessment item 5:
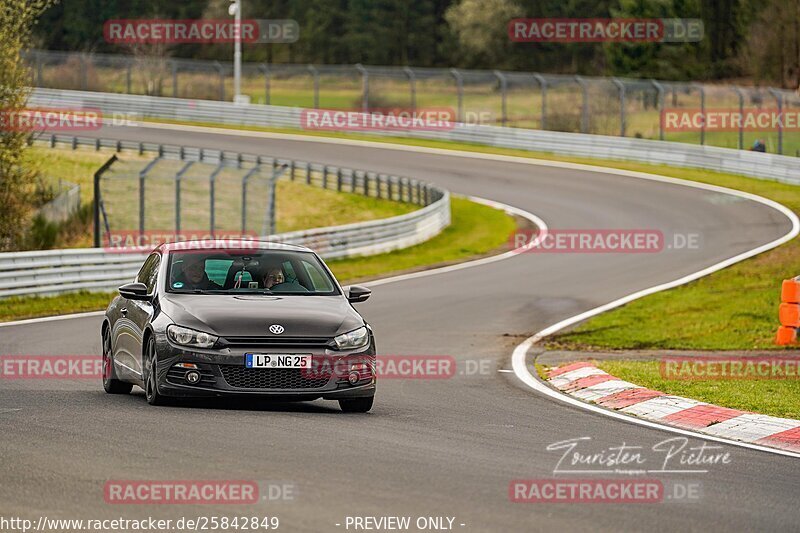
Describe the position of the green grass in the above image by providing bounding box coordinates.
[29,120,800,352]
[594,360,800,419]
[327,196,515,282]
[73,61,800,155]
[546,164,800,351]
[0,292,114,322]
[24,145,416,247]
[130,118,800,350]
[1,197,516,322]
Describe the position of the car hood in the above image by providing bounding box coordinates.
[160,294,364,338]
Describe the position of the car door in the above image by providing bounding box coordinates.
[114,253,160,380]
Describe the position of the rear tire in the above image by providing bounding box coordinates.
[338,396,373,413]
[144,337,168,406]
[102,329,132,395]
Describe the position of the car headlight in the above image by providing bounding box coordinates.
[167,325,218,348]
[334,326,369,350]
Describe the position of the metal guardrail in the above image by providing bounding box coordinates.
[29,88,800,186]
[2,133,450,298]
[0,188,449,298]
[31,133,441,247]
[24,49,800,155]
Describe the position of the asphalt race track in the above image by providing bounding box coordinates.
[2,124,798,532]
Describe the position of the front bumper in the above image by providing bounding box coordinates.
[154,334,376,400]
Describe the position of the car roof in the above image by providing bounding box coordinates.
[155,239,313,254]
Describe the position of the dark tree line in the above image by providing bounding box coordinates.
[34,0,800,86]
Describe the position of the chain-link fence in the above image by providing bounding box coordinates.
[24,49,800,156]
[32,134,440,249]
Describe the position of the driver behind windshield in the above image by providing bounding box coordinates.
[174,254,223,291]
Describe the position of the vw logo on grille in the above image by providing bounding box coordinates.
[269,324,285,335]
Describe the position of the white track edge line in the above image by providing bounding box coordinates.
[0,198,546,326]
[16,126,800,458]
[506,193,800,458]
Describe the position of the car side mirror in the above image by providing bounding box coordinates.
[346,285,371,303]
[119,282,150,301]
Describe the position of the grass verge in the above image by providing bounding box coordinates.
[141,118,800,350]
[1,197,515,322]
[594,360,800,419]
[23,145,415,247]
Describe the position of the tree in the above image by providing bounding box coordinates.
[445,0,523,68]
[741,0,800,88]
[0,0,54,251]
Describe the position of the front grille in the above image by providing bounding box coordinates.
[221,336,331,350]
[219,365,329,389]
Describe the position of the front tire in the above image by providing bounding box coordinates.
[338,396,374,413]
[102,329,132,395]
[144,337,168,406]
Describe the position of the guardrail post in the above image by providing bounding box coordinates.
[93,154,118,248]
[450,68,463,123]
[533,74,547,130]
[732,86,745,150]
[336,168,342,191]
[36,56,43,86]
[355,64,369,112]
[171,61,178,97]
[351,170,357,193]
[611,78,626,137]
[404,67,416,111]
[308,65,319,109]
[493,70,508,126]
[492,70,508,126]
[264,163,289,236]
[241,165,261,233]
[376,175,382,199]
[214,61,225,101]
[575,75,589,133]
[416,181,421,205]
[259,64,270,105]
[80,54,88,90]
[363,172,370,196]
[138,157,162,240]
[768,88,784,155]
[387,176,393,200]
[174,162,194,234]
[322,165,328,189]
[289,160,295,181]
[692,83,705,145]
[650,79,665,140]
[306,163,311,185]
[209,162,225,238]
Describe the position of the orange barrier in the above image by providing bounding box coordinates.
[782,278,800,304]
[776,277,800,345]
[779,303,800,327]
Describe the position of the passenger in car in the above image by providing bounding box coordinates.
[262,266,308,292]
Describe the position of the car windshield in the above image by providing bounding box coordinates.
[165,249,339,296]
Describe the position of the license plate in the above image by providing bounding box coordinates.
[245,353,311,369]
